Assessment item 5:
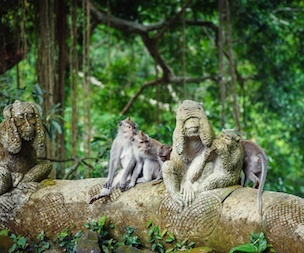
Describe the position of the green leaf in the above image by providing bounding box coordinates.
[152,243,157,251]
[169,233,175,240]
[75,230,83,238]
[84,223,90,229]
[37,230,45,241]
[153,226,160,234]
[181,238,188,245]
[99,215,107,227]
[102,245,110,253]
[18,236,27,249]
[165,237,175,243]
[161,229,167,237]
[146,220,153,228]
[165,248,174,253]
[10,234,17,241]
[229,243,258,253]
[148,229,154,237]
[0,229,9,236]
[188,241,195,247]
[8,243,17,253]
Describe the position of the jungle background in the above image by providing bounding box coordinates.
[1,0,304,197]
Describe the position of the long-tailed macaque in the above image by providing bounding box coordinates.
[241,140,268,214]
[120,131,163,191]
[158,144,172,163]
[89,117,137,204]
[152,144,172,185]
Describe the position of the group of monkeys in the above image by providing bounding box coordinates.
[89,116,268,214]
[89,117,172,204]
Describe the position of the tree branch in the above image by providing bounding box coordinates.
[153,0,192,41]
[120,75,218,115]
[89,3,164,34]
[120,79,163,115]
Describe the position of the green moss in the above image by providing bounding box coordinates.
[40,179,56,187]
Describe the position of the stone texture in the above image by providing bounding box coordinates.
[1,178,304,253]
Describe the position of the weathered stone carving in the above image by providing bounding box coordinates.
[2,179,304,253]
[161,100,215,206]
[0,100,52,222]
[162,100,243,207]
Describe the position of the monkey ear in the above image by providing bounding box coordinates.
[1,104,22,154]
[30,103,45,152]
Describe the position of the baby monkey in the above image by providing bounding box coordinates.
[241,140,268,215]
[89,117,137,204]
[152,144,172,185]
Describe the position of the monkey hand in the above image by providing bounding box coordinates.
[103,178,112,189]
[119,180,131,192]
[180,181,195,206]
[124,181,135,191]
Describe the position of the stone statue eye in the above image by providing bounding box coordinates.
[27,113,34,118]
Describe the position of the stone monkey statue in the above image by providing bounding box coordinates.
[89,117,137,204]
[119,131,163,191]
[183,129,244,204]
[241,139,268,214]
[0,100,52,195]
[162,100,216,206]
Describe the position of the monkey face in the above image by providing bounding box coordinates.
[12,104,36,141]
[159,145,172,161]
[136,137,150,154]
[183,118,200,137]
[120,120,137,139]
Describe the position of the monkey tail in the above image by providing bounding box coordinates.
[257,153,268,215]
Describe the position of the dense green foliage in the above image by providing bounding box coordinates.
[1,217,197,253]
[1,0,304,197]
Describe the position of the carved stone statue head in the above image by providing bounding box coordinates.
[1,100,44,154]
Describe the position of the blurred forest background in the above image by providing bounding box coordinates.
[1,0,304,197]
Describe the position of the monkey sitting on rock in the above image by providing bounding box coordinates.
[119,130,167,191]
[89,117,137,204]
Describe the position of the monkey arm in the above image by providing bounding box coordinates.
[103,142,122,189]
[187,146,215,184]
[21,160,52,183]
[162,160,184,207]
[125,161,143,190]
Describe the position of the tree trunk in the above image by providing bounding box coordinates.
[1,179,304,253]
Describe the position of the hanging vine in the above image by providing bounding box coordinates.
[82,0,92,177]
[218,0,226,128]
[69,0,79,157]
[224,0,241,132]
[34,0,57,160]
